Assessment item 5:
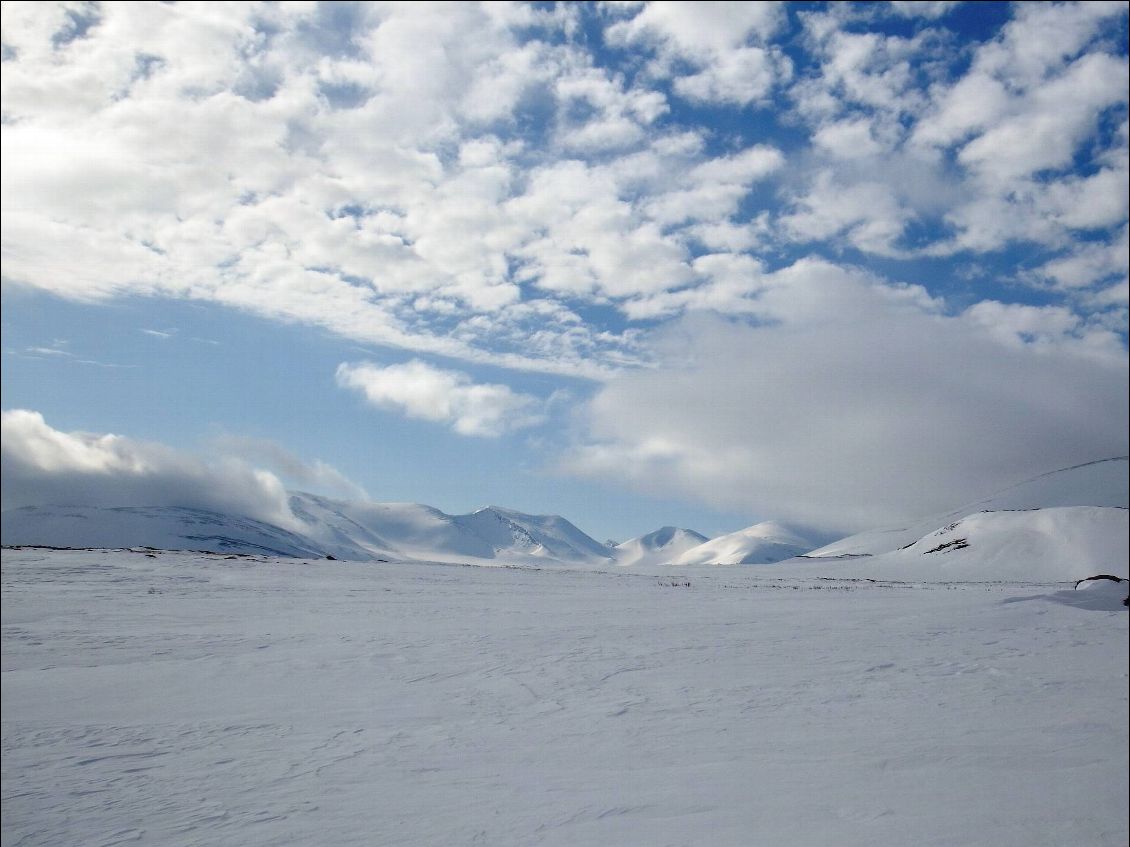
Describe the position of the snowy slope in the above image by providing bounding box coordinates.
[612,526,709,567]
[780,506,1128,583]
[809,456,1129,558]
[289,492,613,565]
[672,520,815,565]
[456,506,615,563]
[3,547,1126,847]
[0,504,337,559]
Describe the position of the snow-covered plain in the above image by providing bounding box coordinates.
[3,547,1126,847]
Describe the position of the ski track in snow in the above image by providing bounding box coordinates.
[2,549,1127,847]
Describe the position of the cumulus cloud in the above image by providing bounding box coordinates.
[781,171,914,256]
[563,259,1129,534]
[1,410,299,528]
[336,360,546,438]
[605,2,791,106]
[886,1,959,19]
[2,1,1125,370]
[907,1,1129,260]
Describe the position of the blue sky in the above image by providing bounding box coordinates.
[2,1,1127,543]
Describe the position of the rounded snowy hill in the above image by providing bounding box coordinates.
[807,456,1129,559]
[613,526,709,567]
[672,521,815,566]
[781,457,1129,583]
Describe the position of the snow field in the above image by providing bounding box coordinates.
[2,548,1127,846]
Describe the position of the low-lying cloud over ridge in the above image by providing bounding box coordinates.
[0,410,360,530]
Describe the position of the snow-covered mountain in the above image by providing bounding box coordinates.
[288,492,614,566]
[4,457,1124,578]
[780,507,1128,583]
[612,526,709,567]
[1,494,617,567]
[779,456,1130,583]
[671,521,816,565]
[807,456,1129,558]
[0,504,336,559]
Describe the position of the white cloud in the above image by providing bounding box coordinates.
[336,360,546,438]
[1,410,299,528]
[1034,225,1130,292]
[956,52,1128,185]
[0,2,635,377]
[209,434,369,501]
[886,1,959,19]
[607,2,785,58]
[0,1,1124,382]
[905,2,1128,260]
[672,46,780,106]
[606,1,790,106]
[811,117,885,159]
[792,21,932,120]
[781,171,914,256]
[564,259,1128,533]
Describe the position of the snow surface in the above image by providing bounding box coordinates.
[3,548,1127,847]
[672,520,815,565]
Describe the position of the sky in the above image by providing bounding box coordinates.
[2,0,1128,544]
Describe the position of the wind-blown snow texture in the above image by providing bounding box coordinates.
[2,548,1126,847]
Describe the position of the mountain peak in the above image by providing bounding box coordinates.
[613,526,711,567]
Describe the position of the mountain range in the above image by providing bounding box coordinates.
[2,457,1127,581]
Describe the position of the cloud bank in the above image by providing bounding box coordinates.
[1,410,364,528]
[565,260,1129,532]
